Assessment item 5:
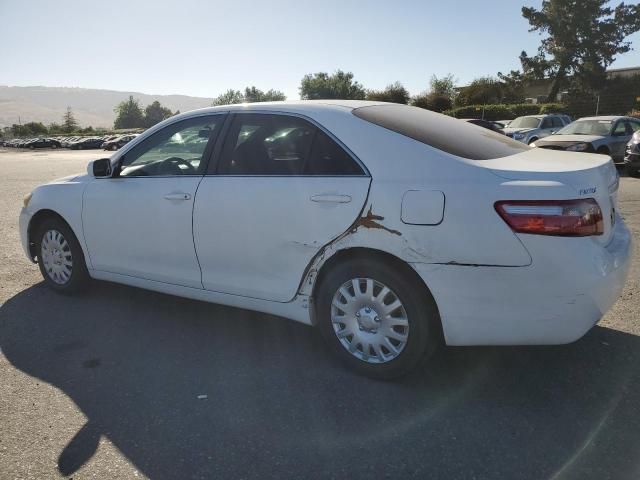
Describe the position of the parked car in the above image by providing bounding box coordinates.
[61,137,80,148]
[69,137,104,150]
[532,116,640,164]
[461,118,505,134]
[102,134,137,151]
[24,138,61,149]
[624,130,640,177]
[503,114,569,144]
[498,119,512,128]
[19,101,630,379]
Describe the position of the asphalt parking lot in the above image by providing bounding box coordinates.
[1,147,639,480]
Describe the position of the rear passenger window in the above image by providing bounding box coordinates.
[218,114,314,175]
[217,114,364,176]
[305,130,363,175]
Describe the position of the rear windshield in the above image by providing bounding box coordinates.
[352,104,529,160]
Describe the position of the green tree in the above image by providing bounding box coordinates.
[456,77,506,106]
[48,122,62,134]
[366,82,410,104]
[299,70,366,100]
[410,74,457,112]
[243,86,286,103]
[62,107,78,133]
[23,122,48,136]
[520,0,640,101]
[11,122,49,137]
[429,74,457,99]
[11,124,28,137]
[144,100,174,127]
[212,86,286,106]
[496,70,526,104]
[114,96,144,129]
[410,92,452,112]
[212,89,245,106]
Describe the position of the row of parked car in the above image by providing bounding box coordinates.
[1,134,139,151]
[464,113,640,175]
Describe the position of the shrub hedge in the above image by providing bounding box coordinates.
[444,103,568,120]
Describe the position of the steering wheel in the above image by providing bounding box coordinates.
[162,157,196,175]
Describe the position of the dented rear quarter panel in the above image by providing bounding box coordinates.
[297,108,535,297]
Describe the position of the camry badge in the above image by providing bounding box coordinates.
[579,187,596,195]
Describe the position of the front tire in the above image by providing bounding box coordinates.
[316,258,440,379]
[35,217,89,293]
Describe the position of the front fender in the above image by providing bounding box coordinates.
[25,178,92,269]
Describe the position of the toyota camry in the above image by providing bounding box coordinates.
[19,101,632,378]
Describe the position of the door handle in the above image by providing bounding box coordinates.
[164,192,191,201]
[310,194,352,203]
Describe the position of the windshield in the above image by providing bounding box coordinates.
[508,116,541,129]
[557,119,611,136]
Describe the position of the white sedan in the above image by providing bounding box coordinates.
[19,101,632,378]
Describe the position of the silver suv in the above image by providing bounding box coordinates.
[504,114,570,144]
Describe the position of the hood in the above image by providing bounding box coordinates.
[537,134,605,144]
[46,173,90,185]
[504,127,535,134]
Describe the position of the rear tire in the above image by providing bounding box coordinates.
[35,217,89,294]
[316,257,440,380]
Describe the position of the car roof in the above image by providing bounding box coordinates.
[171,100,388,120]
[578,115,625,121]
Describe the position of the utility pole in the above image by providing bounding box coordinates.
[595,95,600,116]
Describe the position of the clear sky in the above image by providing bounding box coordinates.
[1,0,639,99]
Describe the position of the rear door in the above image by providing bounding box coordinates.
[193,112,371,302]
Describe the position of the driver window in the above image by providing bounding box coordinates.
[120,115,222,177]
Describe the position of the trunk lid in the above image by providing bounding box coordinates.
[480,148,619,245]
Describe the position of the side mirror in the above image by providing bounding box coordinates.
[88,158,112,178]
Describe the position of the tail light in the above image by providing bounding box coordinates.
[495,199,604,236]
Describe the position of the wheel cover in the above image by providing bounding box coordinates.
[331,278,409,364]
[41,229,73,285]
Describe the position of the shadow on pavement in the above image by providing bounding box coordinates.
[1,282,640,479]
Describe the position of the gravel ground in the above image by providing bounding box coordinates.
[1,147,639,479]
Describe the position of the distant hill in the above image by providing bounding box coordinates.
[0,86,214,129]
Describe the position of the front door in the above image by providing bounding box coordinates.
[82,114,226,288]
[193,112,371,302]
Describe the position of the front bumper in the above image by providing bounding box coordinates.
[624,150,640,169]
[19,207,34,261]
[411,217,632,346]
